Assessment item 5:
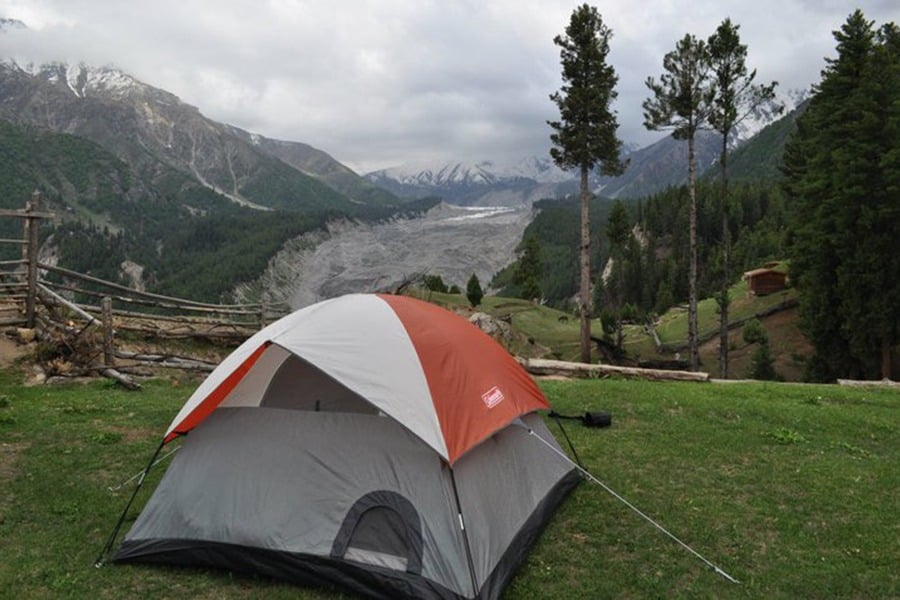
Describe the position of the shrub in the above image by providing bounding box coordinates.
[743,318,768,345]
[466,273,483,307]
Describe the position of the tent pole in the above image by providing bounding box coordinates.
[449,466,479,597]
[525,427,741,585]
[94,439,166,567]
[552,414,585,469]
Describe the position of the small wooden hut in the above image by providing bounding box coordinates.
[743,267,788,296]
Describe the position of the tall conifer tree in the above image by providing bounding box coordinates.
[708,18,779,378]
[784,11,900,380]
[549,4,626,363]
[643,34,715,370]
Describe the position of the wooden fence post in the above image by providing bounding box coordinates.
[24,190,41,328]
[102,296,114,366]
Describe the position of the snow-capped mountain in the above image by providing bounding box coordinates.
[0,18,26,31]
[371,156,572,187]
[0,55,399,211]
[731,88,809,144]
[366,91,806,205]
[4,59,157,101]
[364,157,575,206]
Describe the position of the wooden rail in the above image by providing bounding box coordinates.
[0,191,291,386]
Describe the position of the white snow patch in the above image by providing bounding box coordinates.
[85,66,136,96]
[65,65,81,97]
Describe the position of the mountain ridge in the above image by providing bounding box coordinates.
[0,58,400,213]
[364,89,806,205]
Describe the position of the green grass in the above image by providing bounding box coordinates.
[409,290,587,361]
[412,281,806,377]
[0,369,897,598]
[652,284,796,348]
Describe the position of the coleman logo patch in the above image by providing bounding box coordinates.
[481,386,505,409]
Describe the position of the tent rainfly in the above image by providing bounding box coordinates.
[108,293,580,599]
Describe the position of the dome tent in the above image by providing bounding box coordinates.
[108,294,580,599]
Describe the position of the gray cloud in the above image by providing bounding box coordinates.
[0,0,896,172]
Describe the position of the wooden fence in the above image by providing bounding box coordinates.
[0,190,51,327]
[0,191,290,386]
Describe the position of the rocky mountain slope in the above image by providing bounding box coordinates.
[0,59,398,213]
[0,22,416,302]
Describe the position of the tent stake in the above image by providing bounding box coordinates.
[526,428,740,584]
[95,439,165,567]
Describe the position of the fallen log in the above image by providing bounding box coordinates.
[122,360,215,372]
[97,366,141,390]
[837,378,900,387]
[518,357,709,382]
[115,350,218,369]
[113,350,217,372]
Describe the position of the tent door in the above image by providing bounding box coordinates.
[331,491,423,575]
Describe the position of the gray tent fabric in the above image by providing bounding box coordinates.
[115,408,577,598]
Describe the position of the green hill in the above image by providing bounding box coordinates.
[0,120,420,301]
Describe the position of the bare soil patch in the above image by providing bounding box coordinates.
[0,332,29,369]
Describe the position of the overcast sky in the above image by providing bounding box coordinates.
[0,1,897,173]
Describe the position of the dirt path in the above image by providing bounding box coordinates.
[0,333,27,369]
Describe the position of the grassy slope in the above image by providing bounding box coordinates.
[0,368,896,598]
[417,279,809,379]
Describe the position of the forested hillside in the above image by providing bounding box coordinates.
[494,169,790,316]
[491,196,622,304]
[710,101,807,183]
[0,119,427,301]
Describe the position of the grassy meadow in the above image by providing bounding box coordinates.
[412,285,812,380]
[0,367,897,598]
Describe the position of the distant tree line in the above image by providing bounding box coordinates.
[494,179,788,316]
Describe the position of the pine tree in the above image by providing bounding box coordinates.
[643,34,715,370]
[514,235,543,302]
[708,18,779,378]
[549,4,626,363]
[784,11,900,380]
[743,319,777,380]
[466,273,484,308]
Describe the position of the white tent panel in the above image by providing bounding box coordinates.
[221,344,291,408]
[271,294,447,459]
[163,298,334,438]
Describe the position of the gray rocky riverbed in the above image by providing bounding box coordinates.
[234,202,534,309]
